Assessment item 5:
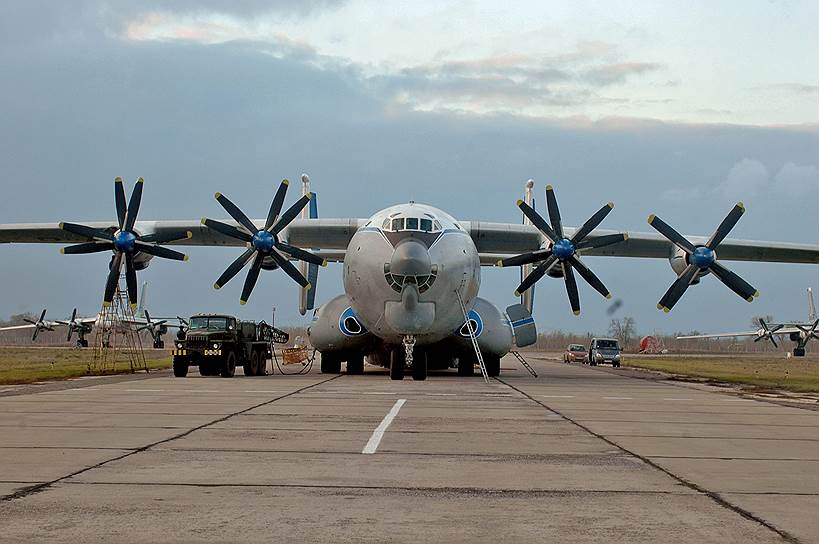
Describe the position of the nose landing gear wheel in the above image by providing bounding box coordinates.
[390,348,405,380]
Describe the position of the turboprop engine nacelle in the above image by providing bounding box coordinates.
[450,297,514,357]
[669,246,705,284]
[308,294,370,354]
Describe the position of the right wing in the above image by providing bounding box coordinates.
[677,327,802,340]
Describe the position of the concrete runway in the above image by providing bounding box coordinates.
[0,355,817,543]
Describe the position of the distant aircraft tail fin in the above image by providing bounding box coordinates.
[809,287,816,322]
[136,282,148,318]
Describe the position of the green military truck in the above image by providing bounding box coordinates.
[171,314,288,378]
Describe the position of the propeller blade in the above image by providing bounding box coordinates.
[271,193,311,235]
[134,242,188,262]
[39,309,47,322]
[647,215,696,254]
[545,185,564,239]
[571,202,614,244]
[269,250,310,289]
[125,253,138,308]
[124,177,144,232]
[139,230,193,244]
[265,179,290,230]
[769,335,779,348]
[32,327,40,342]
[569,255,611,299]
[66,324,73,342]
[575,233,628,251]
[23,318,36,325]
[60,222,113,242]
[710,262,758,302]
[201,218,252,242]
[563,262,580,315]
[276,242,326,266]
[240,253,265,305]
[103,252,123,305]
[114,177,127,230]
[71,308,77,321]
[517,200,557,242]
[514,254,558,296]
[498,249,552,268]
[60,242,114,255]
[144,310,152,323]
[214,248,255,289]
[657,264,699,312]
[706,203,745,250]
[215,192,258,235]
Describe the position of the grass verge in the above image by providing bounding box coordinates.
[0,347,171,385]
[624,355,819,393]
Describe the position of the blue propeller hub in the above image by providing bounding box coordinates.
[252,230,276,253]
[113,230,137,253]
[552,238,575,261]
[690,246,716,268]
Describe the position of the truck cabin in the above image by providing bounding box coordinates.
[188,316,236,332]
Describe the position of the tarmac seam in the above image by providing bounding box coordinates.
[0,374,341,504]
[498,377,803,544]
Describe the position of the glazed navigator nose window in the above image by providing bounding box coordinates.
[406,217,419,230]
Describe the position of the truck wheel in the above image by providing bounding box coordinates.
[320,353,341,374]
[457,356,474,376]
[243,352,257,377]
[255,351,266,376]
[221,353,236,378]
[485,355,501,377]
[390,348,405,381]
[173,358,188,377]
[346,354,364,375]
[412,351,428,381]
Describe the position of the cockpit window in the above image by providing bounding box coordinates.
[382,214,443,232]
[391,218,404,231]
[381,218,391,230]
[420,218,432,232]
[405,217,419,230]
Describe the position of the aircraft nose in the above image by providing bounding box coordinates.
[389,239,432,277]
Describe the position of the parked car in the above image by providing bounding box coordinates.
[586,338,622,367]
[563,344,587,363]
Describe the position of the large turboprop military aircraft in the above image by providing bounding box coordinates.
[677,287,819,357]
[1,175,819,380]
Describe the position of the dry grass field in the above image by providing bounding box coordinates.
[0,347,171,385]
[625,354,819,393]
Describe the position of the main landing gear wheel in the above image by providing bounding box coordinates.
[485,355,501,378]
[221,352,236,378]
[347,354,364,375]
[173,359,188,377]
[390,348,405,381]
[457,356,474,376]
[320,353,342,374]
[794,348,806,357]
[412,351,428,381]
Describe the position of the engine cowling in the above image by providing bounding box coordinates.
[308,294,370,354]
[668,246,706,284]
[449,297,513,357]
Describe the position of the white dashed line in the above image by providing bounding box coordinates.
[362,399,406,455]
[663,398,693,401]
[363,392,398,395]
[542,395,575,398]
[722,399,754,402]
[244,390,285,393]
[124,389,164,392]
[603,396,633,400]
[426,393,457,396]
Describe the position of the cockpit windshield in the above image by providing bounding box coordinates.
[382,214,442,233]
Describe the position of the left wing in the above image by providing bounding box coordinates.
[462,222,819,266]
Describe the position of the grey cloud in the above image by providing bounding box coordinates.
[583,62,662,86]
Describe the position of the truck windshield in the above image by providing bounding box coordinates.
[595,340,619,349]
[189,317,229,331]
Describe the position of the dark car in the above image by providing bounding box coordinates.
[587,338,622,367]
[563,344,587,363]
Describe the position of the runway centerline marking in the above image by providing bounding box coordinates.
[663,398,693,401]
[123,389,164,392]
[362,399,406,455]
[363,392,397,395]
[542,395,575,398]
[603,396,633,400]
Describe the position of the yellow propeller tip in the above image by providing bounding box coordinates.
[321,260,328,267]
[516,199,523,206]
[115,177,123,183]
[58,222,65,229]
[606,293,613,299]
[102,301,112,307]
[514,290,521,297]
[663,307,671,313]
[753,290,760,298]
[182,255,189,262]
[737,201,745,210]
[307,192,314,200]
[623,232,629,241]
[656,303,664,310]
[282,179,289,186]
[214,192,222,199]
[305,283,312,291]
[546,184,553,191]
[130,303,138,310]
[136,177,144,183]
[608,202,615,209]
[647,214,656,224]
[186,231,193,238]
[59,248,65,254]
[213,283,221,290]
[496,260,504,268]
[239,299,247,306]
[573,310,581,316]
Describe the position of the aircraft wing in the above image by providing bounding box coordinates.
[677,327,802,340]
[463,222,819,265]
[0,321,65,332]
[0,218,365,262]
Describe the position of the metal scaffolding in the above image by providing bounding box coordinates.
[89,275,147,374]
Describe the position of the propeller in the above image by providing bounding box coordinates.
[55,308,80,343]
[23,309,53,342]
[497,185,628,315]
[754,318,783,348]
[137,310,168,344]
[59,177,191,308]
[648,203,759,312]
[202,179,327,305]
[795,319,819,345]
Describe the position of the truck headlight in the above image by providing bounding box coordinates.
[614,354,621,361]
[213,343,220,349]
[176,342,183,349]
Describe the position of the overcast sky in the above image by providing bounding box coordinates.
[0,0,817,335]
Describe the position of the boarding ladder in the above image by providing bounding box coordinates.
[455,290,489,383]
[510,351,538,378]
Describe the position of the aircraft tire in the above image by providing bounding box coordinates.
[221,353,236,378]
[173,359,189,378]
[347,354,364,375]
[320,353,342,374]
[485,355,500,377]
[390,348,405,380]
[412,351,428,381]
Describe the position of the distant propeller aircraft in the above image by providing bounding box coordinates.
[678,287,819,356]
[1,175,818,379]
